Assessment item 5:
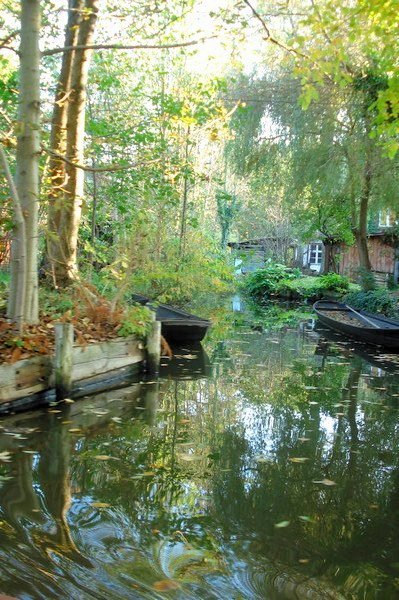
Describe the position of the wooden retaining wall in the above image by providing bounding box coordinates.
[0,336,146,405]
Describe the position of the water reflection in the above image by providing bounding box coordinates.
[1,320,399,598]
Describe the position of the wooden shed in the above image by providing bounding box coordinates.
[332,232,399,285]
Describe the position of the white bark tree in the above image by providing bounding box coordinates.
[5,0,40,326]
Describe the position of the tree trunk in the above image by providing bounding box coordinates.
[46,0,84,285]
[48,0,99,287]
[7,0,41,325]
[355,149,373,287]
[178,126,190,259]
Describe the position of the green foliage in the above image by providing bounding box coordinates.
[117,304,153,339]
[215,188,241,248]
[0,271,9,311]
[130,234,235,305]
[244,266,351,302]
[343,289,398,316]
[39,288,75,319]
[250,304,313,330]
[276,273,350,300]
[357,267,376,292]
[242,263,301,299]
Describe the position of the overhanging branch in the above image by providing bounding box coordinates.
[42,36,215,56]
[42,145,160,173]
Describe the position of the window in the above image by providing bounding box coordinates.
[309,243,322,265]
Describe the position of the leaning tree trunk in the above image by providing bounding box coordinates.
[49,0,98,287]
[7,0,41,325]
[355,149,372,281]
[46,0,84,285]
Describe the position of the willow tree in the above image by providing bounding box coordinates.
[3,0,41,326]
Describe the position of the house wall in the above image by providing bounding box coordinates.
[335,238,395,278]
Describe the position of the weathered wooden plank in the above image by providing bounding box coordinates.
[72,353,143,382]
[0,356,53,402]
[0,335,146,404]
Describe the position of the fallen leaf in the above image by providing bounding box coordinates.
[313,478,336,486]
[275,520,290,528]
[153,580,180,592]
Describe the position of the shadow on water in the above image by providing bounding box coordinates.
[1,304,399,598]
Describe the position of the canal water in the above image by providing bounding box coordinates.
[1,300,399,599]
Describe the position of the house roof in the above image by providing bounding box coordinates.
[228,237,297,249]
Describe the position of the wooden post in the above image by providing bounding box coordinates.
[55,323,74,400]
[144,382,159,425]
[146,313,161,377]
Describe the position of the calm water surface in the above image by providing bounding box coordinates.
[1,301,399,599]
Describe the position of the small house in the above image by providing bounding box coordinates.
[228,238,298,273]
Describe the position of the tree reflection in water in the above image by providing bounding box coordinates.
[0,327,399,598]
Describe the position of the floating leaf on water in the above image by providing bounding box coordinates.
[91,502,110,508]
[298,558,310,564]
[179,454,204,462]
[94,455,116,461]
[275,520,290,528]
[313,478,336,486]
[255,456,271,463]
[289,457,309,464]
[68,428,82,433]
[153,580,180,592]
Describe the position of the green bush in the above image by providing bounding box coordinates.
[0,271,9,311]
[244,266,350,301]
[318,272,350,293]
[276,273,350,299]
[117,304,153,338]
[243,263,301,299]
[343,289,398,316]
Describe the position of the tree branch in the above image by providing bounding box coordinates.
[42,144,160,173]
[242,0,308,59]
[42,36,215,57]
[0,30,19,55]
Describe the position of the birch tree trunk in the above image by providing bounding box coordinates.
[7,0,41,325]
[48,0,99,287]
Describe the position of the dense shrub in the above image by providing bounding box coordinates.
[244,265,350,301]
[276,273,350,299]
[343,289,398,317]
[242,263,301,298]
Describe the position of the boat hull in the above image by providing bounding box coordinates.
[131,293,211,344]
[313,300,399,350]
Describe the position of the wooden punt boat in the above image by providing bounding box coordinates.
[313,300,399,350]
[131,294,211,344]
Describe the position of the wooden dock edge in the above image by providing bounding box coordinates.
[0,330,158,415]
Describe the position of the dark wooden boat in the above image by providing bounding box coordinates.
[131,294,211,344]
[313,300,399,350]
